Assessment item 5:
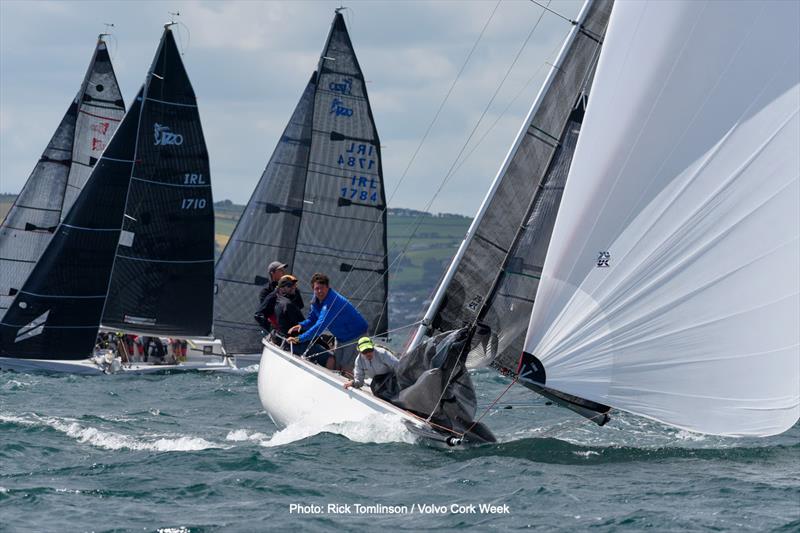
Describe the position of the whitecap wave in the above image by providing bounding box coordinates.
[225,428,270,442]
[1,412,225,452]
[261,413,416,447]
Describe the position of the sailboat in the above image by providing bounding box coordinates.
[258,0,611,443]
[0,36,125,322]
[258,0,799,443]
[215,10,389,366]
[0,25,227,375]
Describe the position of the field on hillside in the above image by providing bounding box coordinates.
[0,194,14,221]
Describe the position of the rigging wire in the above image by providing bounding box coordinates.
[297,1,503,349]
[334,0,553,323]
[336,0,563,349]
[529,0,577,25]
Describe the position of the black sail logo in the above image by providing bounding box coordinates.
[153,123,184,146]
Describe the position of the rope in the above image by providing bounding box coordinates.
[343,0,561,346]
[529,0,577,25]
[460,376,518,437]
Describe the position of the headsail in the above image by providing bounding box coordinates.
[0,38,124,322]
[214,12,388,353]
[100,28,214,337]
[522,0,800,437]
[409,0,612,367]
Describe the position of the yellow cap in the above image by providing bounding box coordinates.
[356,337,374,352]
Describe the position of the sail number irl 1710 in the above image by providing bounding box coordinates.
[181,198,207,210]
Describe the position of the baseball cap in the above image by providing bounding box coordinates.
[357,337,375,353]
[268,261,287,274]
[278,274,298,288]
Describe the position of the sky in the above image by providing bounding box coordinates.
[0,0,582,216]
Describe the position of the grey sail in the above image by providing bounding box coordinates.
[413,0,613,418]
[0,38,124,321]
[214,77,316,353]
[101,28,214,337]
[214,11,389,353]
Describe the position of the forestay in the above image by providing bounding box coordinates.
[101,28,214,338]
[522,0,800,437]
[0,38,124,321]
[214,12,388,353]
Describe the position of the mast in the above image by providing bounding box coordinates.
[408,0,600,351]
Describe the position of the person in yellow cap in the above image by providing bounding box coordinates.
[344,336,400,400]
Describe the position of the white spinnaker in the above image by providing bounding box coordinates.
[523,0,800,437]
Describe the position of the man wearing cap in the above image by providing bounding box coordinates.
[255,274,303,333]
[254,260,304,332]
[287,272,368,372]
[344,337,400,401]
[259,261,287,304]
[272,275,305,336]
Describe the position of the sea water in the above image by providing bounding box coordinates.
[1,369,797,531]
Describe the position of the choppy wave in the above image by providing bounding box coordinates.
[259,413,417,447]
[0,413,224,452]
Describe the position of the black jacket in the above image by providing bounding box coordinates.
[254,288,304,331]
[274,295,306,335]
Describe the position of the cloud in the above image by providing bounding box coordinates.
[0,0,583,214]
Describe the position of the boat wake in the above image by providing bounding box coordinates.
[233,413,417,448]
[0,413,224,452]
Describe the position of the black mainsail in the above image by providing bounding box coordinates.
[101,29,214,337]
[408,0,613,417]
[214,11,388,353]
[0,37,124,322]
[0,26,211,359]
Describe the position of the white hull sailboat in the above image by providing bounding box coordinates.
[258,0,612,443]
[259,0,799,443]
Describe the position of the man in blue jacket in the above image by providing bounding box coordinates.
[287,272,368,372]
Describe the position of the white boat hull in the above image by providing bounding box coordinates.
[186,338,259,368]
[0,355,235,375]
[257,339,424,429]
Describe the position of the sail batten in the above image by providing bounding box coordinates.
[522,0,800,437]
